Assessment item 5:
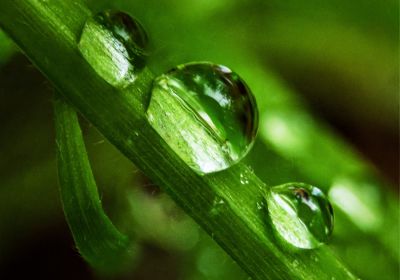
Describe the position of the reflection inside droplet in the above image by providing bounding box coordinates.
[78,10,148,88]
[265,182,334,249]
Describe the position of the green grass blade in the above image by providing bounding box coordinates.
[112,1,398,276]
[54,95,136,273]
[0,1,357,279]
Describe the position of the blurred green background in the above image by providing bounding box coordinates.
[0,0,398,279]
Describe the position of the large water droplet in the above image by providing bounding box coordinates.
[146,62,258,174]
[78,10,148,88]
[265,182,334,249]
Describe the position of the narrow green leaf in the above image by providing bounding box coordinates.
[54,95,137,273]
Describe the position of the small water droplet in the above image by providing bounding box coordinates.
[210,196,227,216]
[240,167,253,185]
[256,201,264,211]
[311,255,319,263]
[240,173,249,185]
[265,182,334,249]
[78,10,148,88]
[214,198,225,206]
[146,62,258,174]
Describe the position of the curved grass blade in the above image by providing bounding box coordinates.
[54,95,137,273]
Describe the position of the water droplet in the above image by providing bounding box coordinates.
[265,182,334,249]
[210,196,227,216]
[79,10,148,88]
[256,201,264,211]
[240,172,249,185]
[239,167,253,185]
[292,259,299,268]
[146,62,258,174]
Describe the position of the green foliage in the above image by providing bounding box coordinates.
[0,0,397,279]
[0,1,357,278]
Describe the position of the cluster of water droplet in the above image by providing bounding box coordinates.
[79,10,258,174]
[78,10,334,250]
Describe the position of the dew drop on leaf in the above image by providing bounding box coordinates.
[146,62,258,174]
[256,201,265,211]
[210,196,227,217]
[78,10,148,88]
[240,166,254,185]
[240,172,250,185]
[292,259,299,268]
[265,182,334,249]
